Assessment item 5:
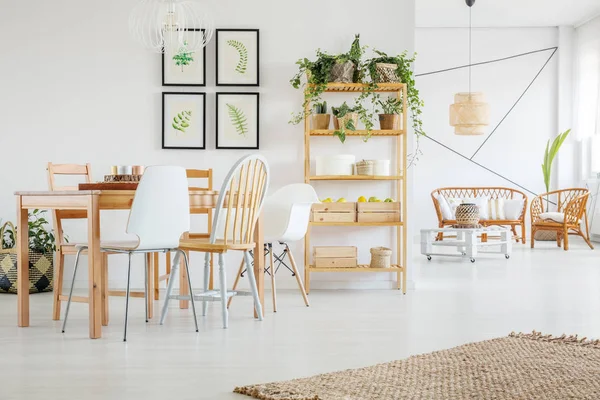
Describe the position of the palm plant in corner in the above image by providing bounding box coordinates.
[542,129,571,198]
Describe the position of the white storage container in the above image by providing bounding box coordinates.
[315,155,356,176]
[372,160,391,176]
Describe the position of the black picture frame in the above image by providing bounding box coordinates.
[216,29,260,87]
[216,92,260,149]
[162,29,207,87]
[162,92,206,150]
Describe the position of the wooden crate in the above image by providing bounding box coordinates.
[311,202,357,223]
[357,202,401,223]
[313,246,358,268]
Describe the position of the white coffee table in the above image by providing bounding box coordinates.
[420,227,512,263]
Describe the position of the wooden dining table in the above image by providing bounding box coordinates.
[14,189,265,339]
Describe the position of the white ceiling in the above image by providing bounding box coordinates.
[416,0,600,28]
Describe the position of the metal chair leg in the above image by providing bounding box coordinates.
[218,253,229,328]
[160,251,180,325]
[202,252,210,316]
[123,252,132,342]
[62,246,86,333]
[144,253,148,323]
[244,250,263,321]
[179,250,199,332]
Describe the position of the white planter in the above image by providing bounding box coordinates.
[372,160,391,176]
[316,155,356,176]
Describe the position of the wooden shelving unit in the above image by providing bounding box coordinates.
[303,82,408,293]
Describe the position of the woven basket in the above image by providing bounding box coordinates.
[370,247,392,268]
[375,63,400,83]
[333,113,359,130]
[534,231,557,241]
[0,222,54,294]
[455,203,480,225]
[355,160,374,175]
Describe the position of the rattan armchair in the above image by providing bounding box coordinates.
[531,188,594,250]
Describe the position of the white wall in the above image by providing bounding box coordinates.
[0,0,415,291]
[413,27,559,234]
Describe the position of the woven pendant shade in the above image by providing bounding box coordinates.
[449,92,490,135]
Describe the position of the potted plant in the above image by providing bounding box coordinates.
[331,102,358,143]
[376,97,402,130]
[0,209,58,294]
[311,101,330,130]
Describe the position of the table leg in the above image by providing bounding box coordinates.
[253,214,265,318]
[420,231,433,256]
[102,253,109,326]
[457,231,466,254]
[87,194,102,339]
[146,253,154,319]
[502,230,512,257]
[17,196,29,327]
[466,232,478,261]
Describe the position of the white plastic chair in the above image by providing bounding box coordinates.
[62,166,197,341]
[160,154,270,329]
[230,183,319,312]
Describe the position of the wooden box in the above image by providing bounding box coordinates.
[313,246,358,268]
[357,202,401,223]
[311,202,357,223]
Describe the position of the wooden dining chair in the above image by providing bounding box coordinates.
[160,155,269,329]
[153,169,214,303]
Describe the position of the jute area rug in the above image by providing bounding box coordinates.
[234,332,600,400]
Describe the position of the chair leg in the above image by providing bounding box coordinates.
[102,253,109,326]
[160,251,180,325]
[202,252,210,317]
[228,257,245,309]
[244,250,263,321]
[530,228,535,248]
[180,250,199,332]
[62,247,85,333]
[286,245,309,307]
[144,253,149,323]
[217,253,228,329]
[563,227,569,251]
[53,251,65,321]
[304,261,311,295]
[269,244,277,313]
[583,217,595,249]
[521,223,526,245]
[153,252,160,301]
[556,232,562,247]
[123,252,133,342]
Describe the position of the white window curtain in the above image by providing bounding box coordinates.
[574,16,600,178]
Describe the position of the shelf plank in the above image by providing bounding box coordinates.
[310,129,405,136]
[309,83,406,93]
[310,221,403,227]
[308,264,404,273]
[309,175,403,181]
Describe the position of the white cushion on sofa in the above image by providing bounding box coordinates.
[487,198,506,220]
[435,193,453,220]
[463,197,489,220]
[539,212,565,223]
[504,199,525,220]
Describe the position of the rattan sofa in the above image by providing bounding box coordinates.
[431,187,528,243]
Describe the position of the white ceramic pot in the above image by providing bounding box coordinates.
[316,155,356,176]
[372,160,391,176]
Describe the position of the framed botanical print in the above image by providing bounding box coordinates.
[162,92,206,149]
[162,29,206,86]
[216,29,260,86]
[216,92,259,149]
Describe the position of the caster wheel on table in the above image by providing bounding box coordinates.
[470,258,475,263]
[505,254,510,259]
[426,255,432,261]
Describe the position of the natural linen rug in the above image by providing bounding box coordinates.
[234,332,600,400]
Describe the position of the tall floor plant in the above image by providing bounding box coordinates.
[542,129,570,208]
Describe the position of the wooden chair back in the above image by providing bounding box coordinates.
[47,163,93,246]
[186,168,213,240]
[531,188,590,225]
[211,155,269,246]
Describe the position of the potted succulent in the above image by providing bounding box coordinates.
[376,97,402,130]
[0,209,58,294]
[311,101,330,130]
[331,102,358,143]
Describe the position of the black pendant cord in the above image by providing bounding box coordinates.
[469,5,472,96]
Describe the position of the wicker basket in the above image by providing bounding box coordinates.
[455,203,480,225]
[370,247,392,269]
[355,160,374,175]
[534,231,557,241]
[375,63,400,83]
[333,113,359,130]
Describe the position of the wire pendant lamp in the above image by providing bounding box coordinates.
[449,0,490,135]
[129,0,214,53]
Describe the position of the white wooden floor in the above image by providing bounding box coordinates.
[0,239,598,400]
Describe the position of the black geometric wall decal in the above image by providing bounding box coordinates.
[415,47,558,198]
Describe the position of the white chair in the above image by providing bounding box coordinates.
[62,166,197,341]
[160,154,270,329]
[229,183,318,312]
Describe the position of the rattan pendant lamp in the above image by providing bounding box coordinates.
[449,0,490,135]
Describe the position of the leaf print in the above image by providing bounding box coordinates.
[226,40,248,74]
[226,104,248,136]
[172,110,192,134]
[172,41,195,72]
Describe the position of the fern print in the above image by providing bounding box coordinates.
[226,104,248,136]
[172,110,192,135]
[226,40,248,74]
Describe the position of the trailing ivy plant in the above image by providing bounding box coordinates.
[331,102,356,143]
[2,209,59,254]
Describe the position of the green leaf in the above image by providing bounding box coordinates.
[227,40,248,74]
[226,104,249,136]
